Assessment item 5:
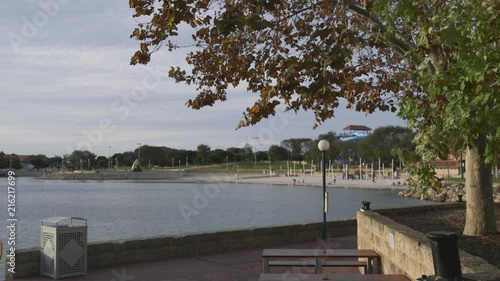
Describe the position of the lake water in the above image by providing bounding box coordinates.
[0,177,435,279]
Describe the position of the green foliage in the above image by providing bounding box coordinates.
[268,145,290,161]
[27,155,49,169]
[357,126,415,162]
[0,152,9,169]
[95,156,109,169]
[66,150,97,168]
[226,147,247,162]
[392,0,499,192]
[305,131,340,162]
[280,138,312,161]
[207,149,231,164]
[196,144,211,164]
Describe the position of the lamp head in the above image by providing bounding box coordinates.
[318,140,330,151]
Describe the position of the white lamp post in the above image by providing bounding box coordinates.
[108,146,112,170]
[253,137,259,166]
[318,139,330,239]
[137,143,142,164]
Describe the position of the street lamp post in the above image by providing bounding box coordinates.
[253,137,259,166]
[137,143,142,164]
[318,139,330,240]
[268,155,272,177]
[108,146,112,170]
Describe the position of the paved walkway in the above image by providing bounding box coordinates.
[18,235,359,281]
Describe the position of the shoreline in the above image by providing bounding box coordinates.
[183,173,409,190]
[37,170,409,191]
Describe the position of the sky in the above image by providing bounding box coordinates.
[0,0,407,157]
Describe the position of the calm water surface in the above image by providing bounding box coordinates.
[0,177,435,278]
[0,177,437,248]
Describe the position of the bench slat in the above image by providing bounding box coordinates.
[268,260,367,267]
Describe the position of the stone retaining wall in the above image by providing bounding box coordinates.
[357,204,500,281]
[7,219,356,279]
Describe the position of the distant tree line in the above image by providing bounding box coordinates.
[0,152,62,170]
[2,126,414,170]
[268,126,415,166]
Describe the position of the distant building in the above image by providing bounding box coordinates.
[242,143,253,150]
[339,125,372,141]
[429,153,464,178]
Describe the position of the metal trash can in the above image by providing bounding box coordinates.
[40,217,87,279]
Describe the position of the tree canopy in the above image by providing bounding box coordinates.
[280,138,312,161]
[129,0,499,235]
[268,144,290,161]
[357,126,415,162]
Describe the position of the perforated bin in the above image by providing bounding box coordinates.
[40,217,87,279]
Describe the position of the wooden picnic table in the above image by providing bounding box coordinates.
[259,274,410,281]
[262,249,380,274]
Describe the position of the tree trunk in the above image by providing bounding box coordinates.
[463,133,496,236]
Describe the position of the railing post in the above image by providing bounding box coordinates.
[426,231,462,281]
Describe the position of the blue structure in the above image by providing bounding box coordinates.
[339,125,371,142]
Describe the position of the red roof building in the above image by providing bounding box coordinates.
[343,125,372,131]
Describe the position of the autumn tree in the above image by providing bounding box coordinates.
[129,0,498,235]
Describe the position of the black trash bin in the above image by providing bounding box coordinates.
[426,231,462,281]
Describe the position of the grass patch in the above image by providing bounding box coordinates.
[445,177,500,184]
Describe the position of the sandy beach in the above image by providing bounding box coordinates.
[183,172,409,190]
[37,169,410,191]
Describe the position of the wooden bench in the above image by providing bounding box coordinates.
[262,249,380,274]
[268,259,368,273]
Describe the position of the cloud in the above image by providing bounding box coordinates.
[0,1,407,157]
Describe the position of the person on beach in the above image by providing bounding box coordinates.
[333,176,336,184]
